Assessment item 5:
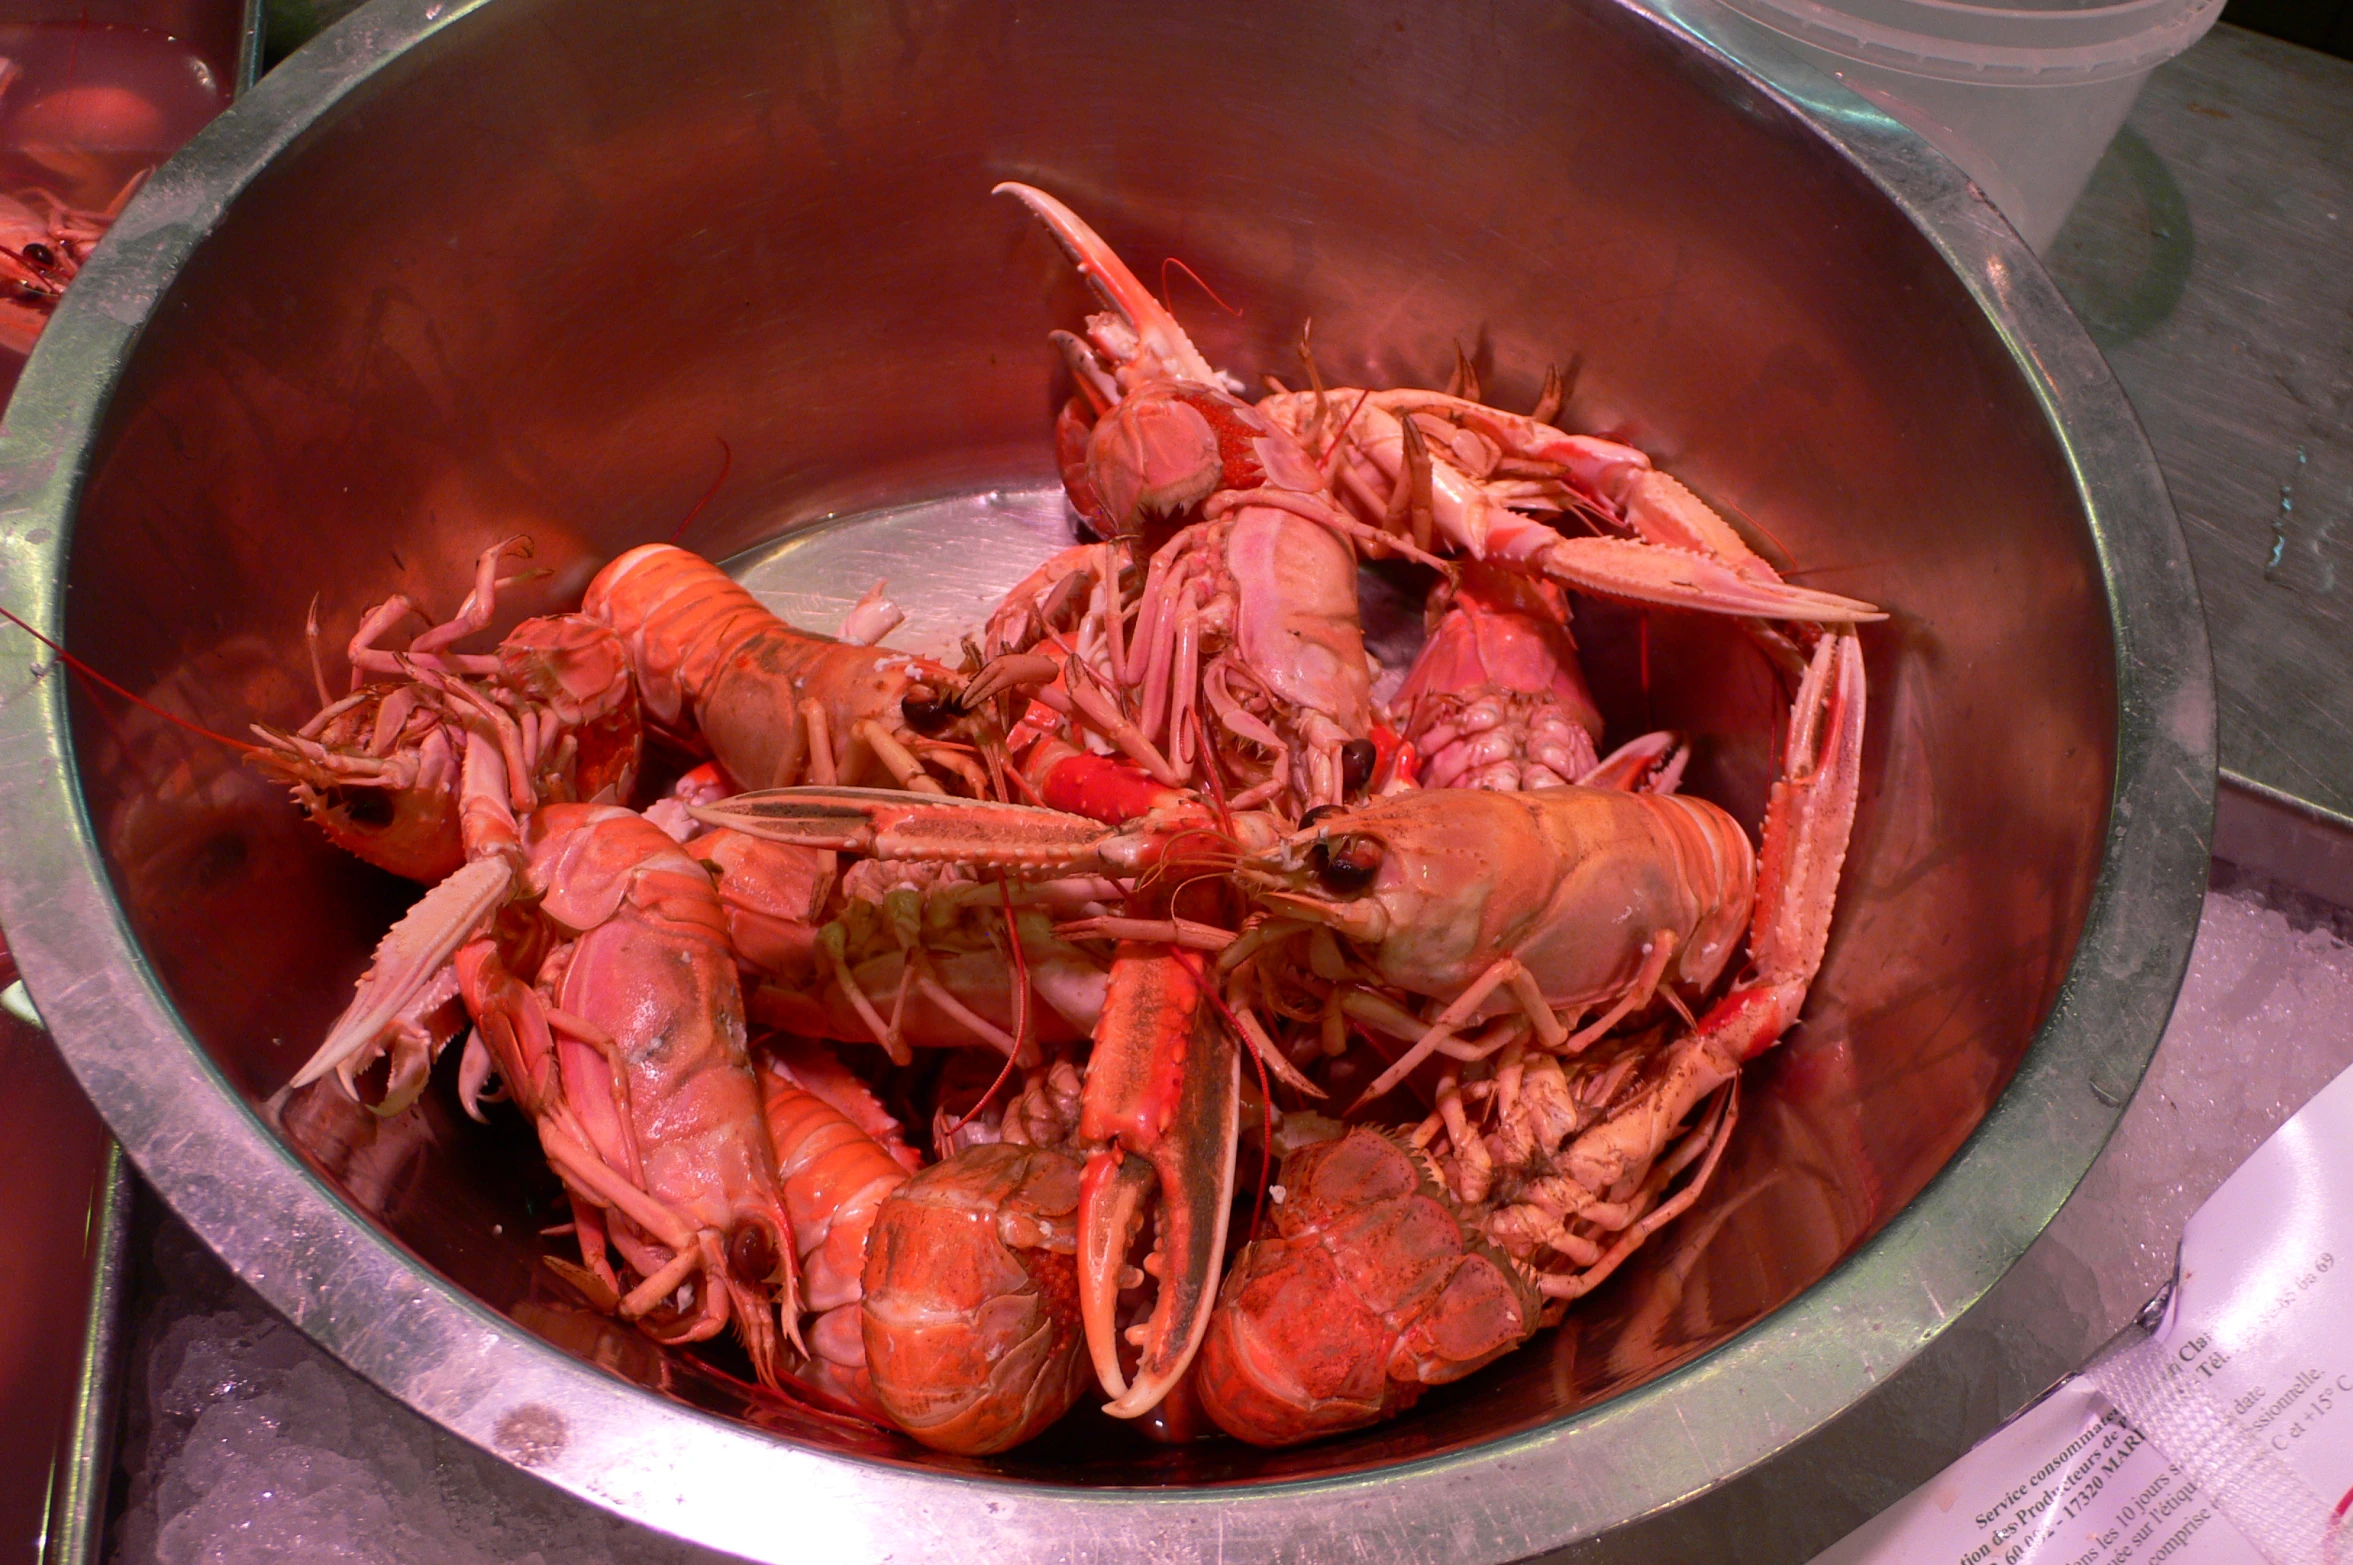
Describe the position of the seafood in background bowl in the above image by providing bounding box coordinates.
[0,10,239,371]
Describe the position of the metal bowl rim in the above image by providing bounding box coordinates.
[0,0,2214,1558]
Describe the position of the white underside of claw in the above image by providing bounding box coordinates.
[1532,536,1887,624]
[1750,631,1868,985]
[691,787,1127,870]
[292,856,514,1092]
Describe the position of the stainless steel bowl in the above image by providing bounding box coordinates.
[0,0,2212,1558]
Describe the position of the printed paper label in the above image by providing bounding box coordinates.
[1819,1065,2353,1565]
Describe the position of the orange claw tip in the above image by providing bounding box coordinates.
[991,181,1220,390]
[1074,950,1243,1421]
[1077,1150,1150,1401]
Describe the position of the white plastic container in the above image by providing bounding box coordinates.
[1719,0,2224,249]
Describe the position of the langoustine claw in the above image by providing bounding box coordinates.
[1076,941,1240,1418]
[1261,385,1887,625]
[994,184,1386,816]
[691,787,1267,1421]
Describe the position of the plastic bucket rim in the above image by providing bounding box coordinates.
[1719,0,2225,83]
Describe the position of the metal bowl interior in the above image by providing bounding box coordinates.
[0,0,2212,1555]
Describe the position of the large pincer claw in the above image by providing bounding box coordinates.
[1077,947,1240,1419]
[689,785,1211,878]
[993,182,1222,390]
[291,854,514,1098]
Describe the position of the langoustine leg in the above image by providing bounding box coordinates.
[451,804,801,1383]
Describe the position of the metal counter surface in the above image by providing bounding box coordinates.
[98,20,2352,1563]
[2042,24,2353,829]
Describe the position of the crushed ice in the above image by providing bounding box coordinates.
[109,1218,721,1564]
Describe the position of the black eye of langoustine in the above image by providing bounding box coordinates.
[21,243,55,270]
[1310,834,1383,895]
[729,1221,778,1282]
[322,786,396,830]
[1339,738,1377,796]
[900,689,959,736]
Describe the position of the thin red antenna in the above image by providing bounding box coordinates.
[0,603,259,753]
[1316,388,1376,484]
[1158,256,1243,319]
[667,437,734,545]
[946,879,1033,1138]
[1718,500,1797,570]
[945,1041,1021,1140]
[1191,707,1235,839]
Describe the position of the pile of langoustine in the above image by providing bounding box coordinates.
[259,184,1883,1456]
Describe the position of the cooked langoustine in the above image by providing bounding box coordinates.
[859,1139,1094,1454]
[254,176,1890,1458]
[1196,1125,1539,1446]
[584,542,995,798]
[252,536,641,884]
[985,184,1396,818]
[758,1040,916,1419]
[1388,563,1607,793]
[315,803,803,1379]
[1193,632,1861,1444]
[692,610,1860,1444]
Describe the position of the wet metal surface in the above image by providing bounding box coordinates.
[2046,24,2353,824]
[0,1012,112,1565]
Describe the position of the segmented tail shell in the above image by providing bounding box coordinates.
[859,1142,1092,1455]
[1197,1126,1540,1447]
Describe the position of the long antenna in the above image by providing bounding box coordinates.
[0,603,259,753]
